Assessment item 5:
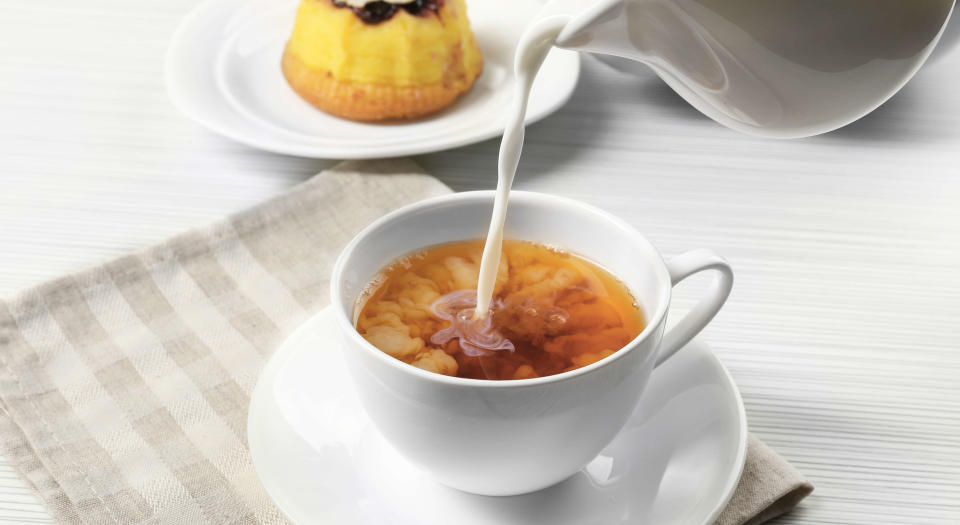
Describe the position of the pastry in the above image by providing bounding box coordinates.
[282,0,484,121]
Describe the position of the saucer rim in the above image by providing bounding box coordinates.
[248,308,748,525]
[165,0,582,159]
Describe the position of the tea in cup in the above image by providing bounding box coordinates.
[355,238,646,381]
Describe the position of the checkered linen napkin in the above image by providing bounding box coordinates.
[0,159,811,524]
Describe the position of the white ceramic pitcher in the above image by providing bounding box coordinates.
[542,0,955,137]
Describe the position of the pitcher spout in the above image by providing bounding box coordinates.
[553,0,629,51]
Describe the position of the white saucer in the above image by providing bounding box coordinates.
[248,309,747,525]
[166,0,581,158]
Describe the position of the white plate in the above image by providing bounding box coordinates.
[166,0,581,158]
[248,308,748,525]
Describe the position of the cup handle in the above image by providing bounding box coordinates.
[655,249,734,367]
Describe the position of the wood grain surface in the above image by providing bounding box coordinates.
[1,1,958,523]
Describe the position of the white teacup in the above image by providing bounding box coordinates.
[330,191,733,496]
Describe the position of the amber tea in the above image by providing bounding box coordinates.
[355,240,645,380]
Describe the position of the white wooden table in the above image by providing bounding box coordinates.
[1,1,959,523]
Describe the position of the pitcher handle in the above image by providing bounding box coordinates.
[655,249,734,367]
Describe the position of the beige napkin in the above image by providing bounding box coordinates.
[0,159,812,524]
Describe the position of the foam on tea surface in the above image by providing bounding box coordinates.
[356,240,644,380]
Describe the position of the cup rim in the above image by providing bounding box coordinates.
[330,190,672,389]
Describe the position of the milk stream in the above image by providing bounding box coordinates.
[474,17,568,319]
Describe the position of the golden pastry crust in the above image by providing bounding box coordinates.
[281,44,483,121]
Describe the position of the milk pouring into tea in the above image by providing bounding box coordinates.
[355,19,647,380]
[467,0,954,328]
[358,0,954,377]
